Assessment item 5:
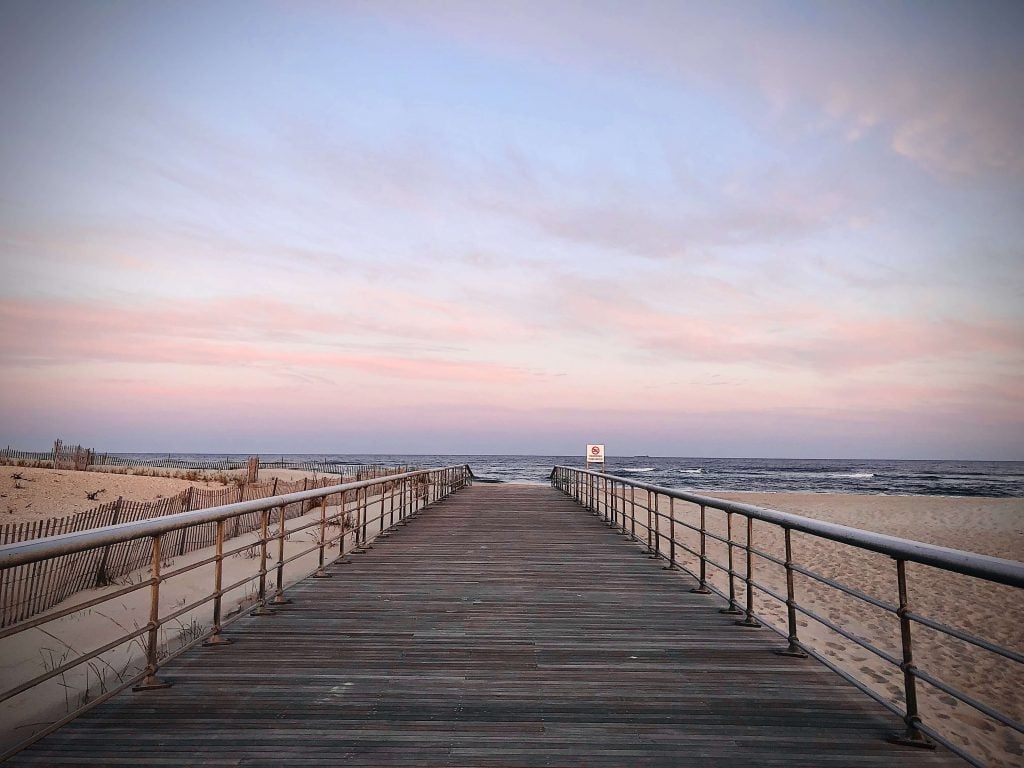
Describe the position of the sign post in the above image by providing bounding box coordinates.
[586,444,606,518]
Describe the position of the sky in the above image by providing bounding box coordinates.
[1,1,1022,459]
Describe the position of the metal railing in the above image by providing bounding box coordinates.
[0,464,472,760]
[551,466,1024,768]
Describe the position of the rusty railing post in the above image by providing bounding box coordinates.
[643,493,651,552]
[719,512,743,614]
[736,516,761,627]
[651,493,661,560]
[891,558,935,748]
[690,504,712,593]
[353,487,370,552]
[664,497,677,570]
[775,527,807,657]
[133,535,172,690]
[389,480,396,529]
[271,506,292,605]
[251,508,274,616]
[313,497,332,578]
[204,519,233,645]
[622,487,630,540]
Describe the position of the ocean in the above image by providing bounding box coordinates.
[114,453,1024,497]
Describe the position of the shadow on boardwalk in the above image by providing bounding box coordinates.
[9,485,963,767]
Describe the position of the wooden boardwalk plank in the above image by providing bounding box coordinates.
[9,485,963,767]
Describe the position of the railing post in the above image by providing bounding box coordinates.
[337,491,352,565]
[204,519,233,645]
[690,504,711,593]
[312,498,332,578]
[650,493,661,560]
[736,516,761,627]
[602,479,610,528]
[354,487,370,552]
[628,487,636,539]
[133,534,172,690]
[775,527,806,657]
[664,497,677,570]
[271,506,292,604]
[251,509,274,616]
[398,480,409,526]
[644,490,655,555]
[891,558,935,749]
[719,512,743,614]
[389,480,396,529]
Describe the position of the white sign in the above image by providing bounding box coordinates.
[586,444,605,463]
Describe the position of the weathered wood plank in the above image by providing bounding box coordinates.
[9,485,963,767]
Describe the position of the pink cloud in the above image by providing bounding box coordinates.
[0,297,531,384]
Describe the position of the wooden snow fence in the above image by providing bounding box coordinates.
[0,475,359,628]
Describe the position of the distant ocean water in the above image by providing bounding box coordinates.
[115,453,1024,497]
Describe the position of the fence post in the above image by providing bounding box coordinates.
[94,498,123,587]
[203,519,232,646]
[132,535,172,690]
[891,559,935,748]
[775,528,807,657]
[177,488,193,557]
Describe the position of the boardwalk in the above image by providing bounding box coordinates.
[10,485,961,767]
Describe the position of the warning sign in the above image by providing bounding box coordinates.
[586,444,605,464]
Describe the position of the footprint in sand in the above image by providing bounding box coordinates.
[859,666,888,684]
[826,641,844,650]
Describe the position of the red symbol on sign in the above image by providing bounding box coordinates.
[591,446,601,455]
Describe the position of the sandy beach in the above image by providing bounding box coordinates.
[1,471,1021,765]
[0,464,344,524]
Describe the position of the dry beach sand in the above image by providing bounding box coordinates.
[0,465,334,523]
[1,468,1021,765]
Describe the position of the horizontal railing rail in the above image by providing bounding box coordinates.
[551,466,1024,768]
[0,464,473,760]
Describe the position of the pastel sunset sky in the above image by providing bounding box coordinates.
[1,1,1022,458]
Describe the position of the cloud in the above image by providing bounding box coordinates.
[353,1,1024,178]
[0,296,533,384]
[543,270,1024,374]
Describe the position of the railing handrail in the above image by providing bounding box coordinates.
[0,466,466,570]
[554,466,1024,588]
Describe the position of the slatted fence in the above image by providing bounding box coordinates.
[0,470,403,628]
